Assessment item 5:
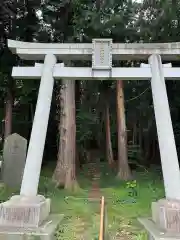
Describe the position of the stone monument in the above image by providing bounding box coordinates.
[1,38,180,239]
[2,133,27,188]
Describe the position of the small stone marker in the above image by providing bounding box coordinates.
[2,133,27,188]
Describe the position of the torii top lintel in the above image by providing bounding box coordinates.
[8,39,180,61]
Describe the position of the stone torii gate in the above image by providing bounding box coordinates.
[0,38,180,238]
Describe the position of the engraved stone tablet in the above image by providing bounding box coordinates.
[157,199,180,233]
[0,195,50,228]
[92,39,112,70]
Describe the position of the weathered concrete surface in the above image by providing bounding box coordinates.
[0,214,63,240]
[20,54,56,197]
[8,39,180,61]
[138,217,180,240]
[151,202,159,224]
[148,55,180,200]
[0,195,50,228]
[157,199,180,233]
[11,66,180,81]
[139,199,180,238]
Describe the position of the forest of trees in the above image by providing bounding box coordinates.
[1,0,180,190]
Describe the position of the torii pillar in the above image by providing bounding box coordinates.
[0,54,63,238]
[139,55,180,237]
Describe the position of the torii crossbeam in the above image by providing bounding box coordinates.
[12,65,180,80]
[8,39,180,61]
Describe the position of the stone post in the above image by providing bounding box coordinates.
[139,55,180,237]
[149,54,180,200]
[0,54,57,231]
[20,54,57,197]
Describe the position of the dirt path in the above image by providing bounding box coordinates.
[61,162,102,239]
[85,163,131,240]
[86,162,102,201]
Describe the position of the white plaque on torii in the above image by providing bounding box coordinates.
[92,39,112,70]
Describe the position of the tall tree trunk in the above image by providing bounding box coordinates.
[4,77,13,140]
[105,101,114,165]
[132,120,137,145]
[75,80,81,170]
[138,120,143,163]
[116,80,132,180]
[64,80,78,190]
[53,80,78,191]
[52,82,67,186]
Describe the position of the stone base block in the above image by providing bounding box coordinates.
[138,217,180,240]
[151,202,158,224]
[0,195,50,228]
[155,199,180,233]
[0,214,63,240]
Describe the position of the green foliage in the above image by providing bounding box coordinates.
[76,109,98,144]
[126,180,137,198]
[1,0,180,166]
[126,180,137,189]
[128,144,142,161]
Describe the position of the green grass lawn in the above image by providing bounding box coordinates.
[0,163,164,240]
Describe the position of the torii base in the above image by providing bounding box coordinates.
[0,195,50,229]
[0,214,63,240]
[139,199,180,240]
